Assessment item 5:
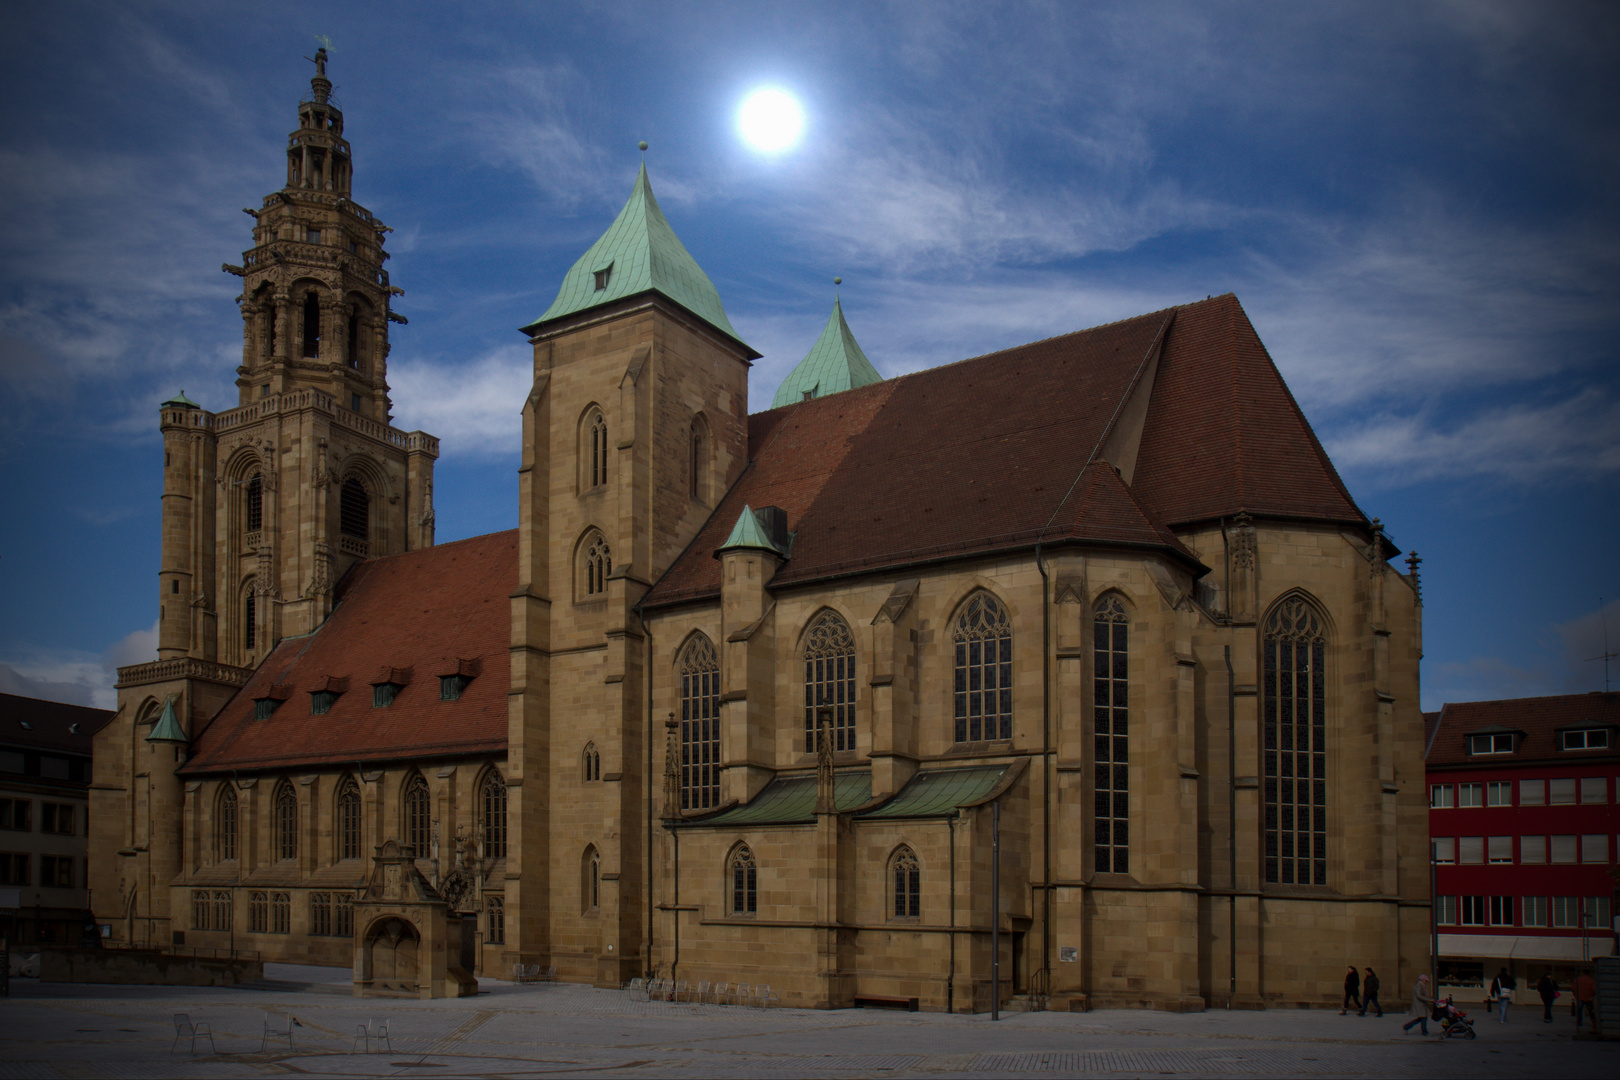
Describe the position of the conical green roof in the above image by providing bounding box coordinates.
[771,298,882,408]
[145,696,187,744]
[522,163,750,351]
[717,505,784,556]
[161,389,201,409]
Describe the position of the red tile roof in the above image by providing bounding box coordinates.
[645,294,1368,608]
[1426,692,1620,768]
[182,530,516,774]
[0,692,113,755]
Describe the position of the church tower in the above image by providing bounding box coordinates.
[94,54,438,946]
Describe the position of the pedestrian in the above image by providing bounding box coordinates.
[1490,967,1515,1023]
[1574,969,1598,1033]
[1340,964,1361,1015]
[1402,974,1432,1036]
[1358,967,1382,1017]
[1536,972,1558,1024]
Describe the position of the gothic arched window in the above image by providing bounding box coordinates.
[728,844,757,916]
[891,845,920,919]
[1093,594,1129,874]
[301,292,321,358]
[243,582,257,652]
[340,477,369,540]
[482,770,508,859]
[803,610,856,754]
[403,774,430,859]
[215,785,238,862]
[689,415,708,501]
[337,777,363,860]
[581,531,611,597]
[582,408,608,490]
[346,305,361,369]
[1264,596,1328,886]
[583,845,600,913]
[582,742,600,782]
[952,592,1012,743]
[273,782,298,861]
[246,473,263,532]
[678,635,720,811]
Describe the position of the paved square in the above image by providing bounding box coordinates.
[2,967,1614,1078]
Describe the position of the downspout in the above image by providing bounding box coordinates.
[1035,544,1052,1003]
[636,604,654,977]
[947,815,956,1013]
[1225,645,1237,1008]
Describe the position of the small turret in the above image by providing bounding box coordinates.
[771,286,882,408]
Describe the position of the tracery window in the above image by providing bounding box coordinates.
[679,635,721,811]
[482,771,507,859]
[728,844,757,916]
[340,477,369,540]
[246,473,263,532]
[486,896,505,944]
[891,845,920,919]
[1263,597,1328,886]
[582,531,611,597]
[1093,594,1129,874]
[403,774,430,858]
[249,890,268,933]
[274,783,298,861]
[953,592,1012,742]
[803,610,856,754]
[582,742,600,782]
[192,889,209,929]
[271,890,291,933]
[583,408,609,490]
[337,777,363,860]
[213,890,231,931]
[215,785,238,862]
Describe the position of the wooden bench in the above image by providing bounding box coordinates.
[853,994,918,1011]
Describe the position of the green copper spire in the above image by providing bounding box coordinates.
[771,297,882,408]
[145,696,187,744]
[717,505,785,556]
[521,161,750,351]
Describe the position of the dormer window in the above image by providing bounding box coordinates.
[593,264,613,291]
[440,674,471,701]
[1561,728,1610,751]
[373,682,402,707]
[1468,732,1515,755]
[254,698,281,721]
[311,690,339,715]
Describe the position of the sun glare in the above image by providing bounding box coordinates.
[737,88,804,154]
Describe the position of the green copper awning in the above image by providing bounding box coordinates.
[676,763,1014,827]
[683,771,872,826]
[770,298,882,408]
[522,162,751,353]
[858,764,1011,819]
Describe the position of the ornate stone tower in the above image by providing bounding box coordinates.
[93,54,438,946]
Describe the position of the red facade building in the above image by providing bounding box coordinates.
[1426,692,1619,991]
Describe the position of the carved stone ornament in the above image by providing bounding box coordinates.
[437,867,474,913]
[1229,512,1257,571]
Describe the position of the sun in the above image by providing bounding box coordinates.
[737,88,804,154]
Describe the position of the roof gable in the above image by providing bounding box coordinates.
[1426,692,1620,767]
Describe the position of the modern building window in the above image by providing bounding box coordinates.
[487,896,505,944]
[481,771,507,859]
[1431,837,1456,864]
[1486,781,1512,807]
[891,845,920,919]
[403,774,430,859]
[728,844,757,916]
[1429,784,1453,809]
[337,778,363,860]
[373,682,402,707]
[1460,895,1486,926]
[0,799,29,831]
[583,408,608,490]
[1550,835,1577,864]
[1093,594,1130,874]
[271,891,291,934]
[582,742,600,782]
[440,674,471,701]
[1580,777,1607,804]
[1468,732,1515,754]
[1458,836,1484,864]
[1580,834,1608,863]
[1521,835,1546,864]
[311,689,338,715]
[40,855,73,888]
[1263,596,1327,887]
[0,853,28,886]
[1585,897,1612,930]
[1520,779,1545,805]
[1522,895,1548,927]
[583,845,600,913]
[1488,895,1514,926]
[1488,836,1512,864]
[216,786,237,861]
[582,531,611,597]
[340,477,369,541]
[41,803,75,835]
[1549,778,1576,805]
[1562,728,1610,750]
[679,634,720,811]
[804,609,858,753]
[1457,782,1482,808]
[953,592,1013,744]
[274,784,298,861]
[1435,895,1457,925]
[1551,896,1580,928]
[301,292,320,357]
[249,890,268,933]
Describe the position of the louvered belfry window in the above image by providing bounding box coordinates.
[246,473,263,531]
[679,636,720,810]
[1093,594,1129,874]
[1264,597,1328,886]
[803,610,856,753]
[953,593,1012,742]
[340,477,368,540]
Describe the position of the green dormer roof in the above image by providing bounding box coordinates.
[145,696,187,744]
[717,504,783,556]
[521,163,752,352]
[771,298,882,408]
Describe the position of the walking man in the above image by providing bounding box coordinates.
[1358,967,1382,1017]
[1574,969,1598,1033]
[1402,974,1432,1036]
[1536,972,1558,1024]
[1340,965,1361,1015]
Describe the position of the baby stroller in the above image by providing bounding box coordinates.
[1432,995,1476,1039]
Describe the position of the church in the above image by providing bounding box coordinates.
[90,56,1431,1010]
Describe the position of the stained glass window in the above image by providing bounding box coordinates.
[953,593,1012,742]
[1093,594,1129,874]
[1263,597,1328,886]
[680,636,720,810]
[804,610,857,753]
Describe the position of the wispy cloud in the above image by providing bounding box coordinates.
[0,620,155,710]
[389,345,531,456]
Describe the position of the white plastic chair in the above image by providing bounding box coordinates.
[710,981,730,1005]
[733,983,751,1007]
[755,984,779,1009]
[171,1014,215,1055]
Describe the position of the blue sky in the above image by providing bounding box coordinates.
[1,1,1616,710]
